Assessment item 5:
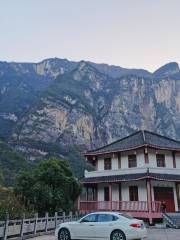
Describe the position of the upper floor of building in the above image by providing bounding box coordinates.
[84,130,180,178]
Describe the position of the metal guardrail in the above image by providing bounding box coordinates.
[0,212,79,240]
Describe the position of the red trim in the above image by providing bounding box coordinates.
[109,183,112,210]
[82,176,180,184]
[146,179,152,215]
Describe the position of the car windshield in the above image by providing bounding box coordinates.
[118,213,134,219]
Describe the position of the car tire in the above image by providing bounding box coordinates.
[58,228,71,240]
[110,229,126,240]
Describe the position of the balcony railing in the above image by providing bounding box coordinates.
[84,166,180,178]
[80,201,161,213]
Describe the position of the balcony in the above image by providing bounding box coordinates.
[84,166,180,178]
[79,200,161,212]
[79,201,162,221]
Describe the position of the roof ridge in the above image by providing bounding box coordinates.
[144,130,180,144]
[87,130,142,153]
[142,130,146,143]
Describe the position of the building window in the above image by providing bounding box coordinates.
[156,154,165,167]
[128,154,137,168]
[118,153,121,169]
[104,158,112,170]
[104,187,109,201]
[129,186,139,201]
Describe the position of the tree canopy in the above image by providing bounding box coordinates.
[0,140,32,186]
[0,186,33,220]
[15,158,81,215]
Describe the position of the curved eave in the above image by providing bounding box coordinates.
[82,177,180,184]
[84,144,180,157]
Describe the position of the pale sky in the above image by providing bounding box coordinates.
[0,0,180,72]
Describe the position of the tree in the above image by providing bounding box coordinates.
[15,158,81,215]
[0,170,4,186]
[0,186,33,220]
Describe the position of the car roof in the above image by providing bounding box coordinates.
[86,212,120,216]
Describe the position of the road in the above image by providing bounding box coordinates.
[30,228,180,240]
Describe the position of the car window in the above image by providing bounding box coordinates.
[81,214,97,222]
[97,214,118,222]
[119,213,134,219]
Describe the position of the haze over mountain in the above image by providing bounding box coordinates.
[0,58,180,178]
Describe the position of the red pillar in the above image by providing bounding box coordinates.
[146,179,153,224]
[175,182,180,211]
[109,183,112,211]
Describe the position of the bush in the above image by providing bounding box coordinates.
[15,158,81,215]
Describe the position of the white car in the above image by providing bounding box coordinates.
[55,211,147,240]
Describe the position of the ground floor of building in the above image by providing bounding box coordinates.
[79,179,180,223]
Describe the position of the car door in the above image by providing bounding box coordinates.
[94,213,118,238]
[73,213,98,239]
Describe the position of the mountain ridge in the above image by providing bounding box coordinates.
[1,57,180,178]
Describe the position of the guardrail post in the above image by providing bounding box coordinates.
[45,212,49,232]
[69,211,72,221]
[75,211,79,220]
[20,213,25,238]
[63,212,65,222]
[3,213,9,240]
[33,213,38,235]
[54,212,58,229]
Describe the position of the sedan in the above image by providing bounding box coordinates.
[55,211,147,240]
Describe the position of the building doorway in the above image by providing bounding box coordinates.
[154,187,175,212]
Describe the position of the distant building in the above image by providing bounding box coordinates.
[79,130,180,224]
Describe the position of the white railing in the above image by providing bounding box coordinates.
[0,212,80,240]
[84,167,147,178]
[80,201,161,213]
[149,167,180,175]
[84,166,180,178]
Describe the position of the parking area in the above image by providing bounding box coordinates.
[30,228,180,240]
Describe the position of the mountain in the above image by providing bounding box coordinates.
[153,62,180,78]
[0,58,78,139]
[0,140,32,186]
[0,58,180,178]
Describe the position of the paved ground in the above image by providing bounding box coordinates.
[30,228,180,240]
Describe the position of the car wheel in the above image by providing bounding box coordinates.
[58,228,71,240]
[111,230,126,240]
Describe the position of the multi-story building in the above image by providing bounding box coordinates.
[79,130,180,223]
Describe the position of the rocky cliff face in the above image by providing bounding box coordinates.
[1,58,180,174]
[12,61,180,146]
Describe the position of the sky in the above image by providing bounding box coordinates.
[0,0,180,72]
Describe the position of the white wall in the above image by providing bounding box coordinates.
[97,183,120,201]
[176,153,180,169]
[97,154,118,171]
[96,148,177,171]
[97,183,107,201]
[117,149,145,169]
[148,149,174,168]
[98,181,147,202]
[97,157,104,171]
[121,181,147,201]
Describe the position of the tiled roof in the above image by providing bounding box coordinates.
[82,173,147,184]
[85,130,180,155]
[82,172,180,184]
